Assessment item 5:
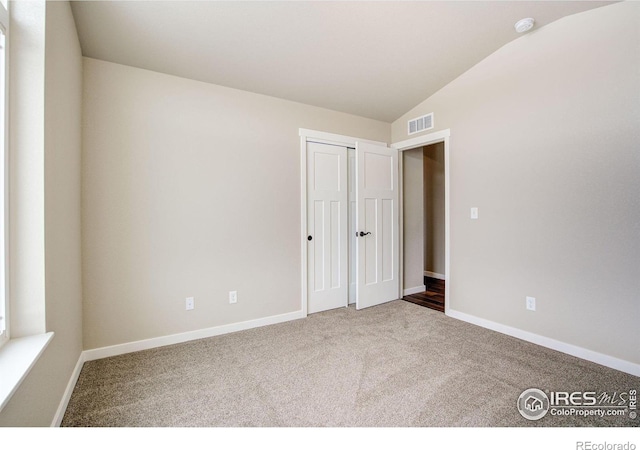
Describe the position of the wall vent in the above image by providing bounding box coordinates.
[408,113,434,135]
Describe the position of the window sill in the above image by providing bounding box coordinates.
[0,332,54,412]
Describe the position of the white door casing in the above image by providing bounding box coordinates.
[392,128,451,315]
[307,142,348,314]
[355,141,400,310]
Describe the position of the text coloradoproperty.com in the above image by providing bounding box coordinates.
[551,408,627,417]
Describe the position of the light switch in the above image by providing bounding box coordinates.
[470,207,479,219]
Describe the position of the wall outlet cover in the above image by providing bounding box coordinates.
[526,296,536,311]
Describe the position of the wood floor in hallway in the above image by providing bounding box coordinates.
[403,276,444,312]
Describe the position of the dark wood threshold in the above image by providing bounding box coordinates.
[403,276,445,312]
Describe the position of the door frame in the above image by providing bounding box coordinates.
[392,129,451,314]
[299,128,388,316]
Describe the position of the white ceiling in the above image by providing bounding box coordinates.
[70,1,614,123]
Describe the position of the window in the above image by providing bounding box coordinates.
[0,0,8,349]
[0,2,54,412]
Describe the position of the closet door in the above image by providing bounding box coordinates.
[355,141,399,310]
[307,142,348,314]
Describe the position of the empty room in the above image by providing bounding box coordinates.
[0,0,638,443]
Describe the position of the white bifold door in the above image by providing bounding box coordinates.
[307,140,399,314]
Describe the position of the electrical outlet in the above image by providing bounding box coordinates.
[186,297,194,311]
[229,291,237,304]
[526,296,536,311]
[470,207,479,219]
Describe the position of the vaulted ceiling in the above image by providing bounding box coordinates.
[70,1,614,122]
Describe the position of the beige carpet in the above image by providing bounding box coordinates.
[61,300,639,427]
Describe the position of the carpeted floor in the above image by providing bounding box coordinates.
[61,300,639,427]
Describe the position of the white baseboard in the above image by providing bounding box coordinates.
[51,351,86,427]
[82,309,305,362]
[446,308,640,377]
[424,271,445,280]
[403,285,426,296]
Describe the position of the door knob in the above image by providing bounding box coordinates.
[358,231,371,237]
[308,235,313,241]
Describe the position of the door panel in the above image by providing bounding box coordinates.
[381,198,394,282]
[364,152,393,190]
[330,201,341,288]
[307,142,348,314]
[313,200,324,291]
[356,142,399,310]
[314,152,341,190]
[364,198,377,285]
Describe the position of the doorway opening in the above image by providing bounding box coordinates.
[394,128,450,314]
[401,142,445,312]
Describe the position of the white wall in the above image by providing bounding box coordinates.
[392,2,640,365]
[0,1,83,426]
[82,58,391,350]
[423,143,445,276]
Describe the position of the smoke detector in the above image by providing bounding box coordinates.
[514,18,535,33]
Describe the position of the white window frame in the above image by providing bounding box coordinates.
[0,0,9,349]
[0,1,54,414]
